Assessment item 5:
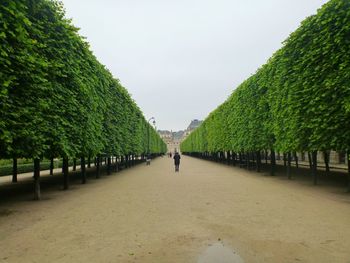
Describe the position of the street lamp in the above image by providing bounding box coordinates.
[147,117,156,158]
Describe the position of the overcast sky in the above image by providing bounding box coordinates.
[60,0,328,131]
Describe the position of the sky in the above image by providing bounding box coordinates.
[60,0,328,131]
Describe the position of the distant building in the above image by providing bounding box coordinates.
[158,119,202,153]
[187,119,203,130]
[183,119,203,138]
[158,130,179,153]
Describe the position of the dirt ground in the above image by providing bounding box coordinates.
[0,156,350,263]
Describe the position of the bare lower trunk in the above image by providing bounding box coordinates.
[12,158,17,183]
[34,158,41,200]
[246,153,250,169]
[323,151,330,175]
[256,151,261,173]
[107,157,111,175]
[88,155,91,168]
[115,156,119,172]
[308,152,312,170]
[270,150,276,176]
[63,157,69,190]
[287,152,292,180]
[73,158,76,171]
[50,157,54,175]
[294,152,298,169]
[347,150,350,192]
[96,155,100,178]
[81,157,86,184]
[312,151,318,185]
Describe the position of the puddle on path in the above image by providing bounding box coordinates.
[198,242,244,263]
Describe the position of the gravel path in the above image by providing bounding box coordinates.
[0,156,350,263]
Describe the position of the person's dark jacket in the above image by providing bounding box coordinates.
[173,153,181,165]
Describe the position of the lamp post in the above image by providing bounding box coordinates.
[147,117,156,157]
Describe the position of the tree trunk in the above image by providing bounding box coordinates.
[256,151,261,173]
[308,152,312,170]
[96,155,100,178]
[246,153,250,170]
[115,156,119,172]
[294,152,298,169]
[107,156,111,175]
[12,158,17,183]
[283,153,287,167]
[73,158,76,171]
[312,151,318,185]
[252,152,256,169]
[63,157,69,190]
[287,152,292,180]
[88,155,91,168]
[270,150,276,176]
[323,151,330,175]
[81,157,86,184]
[239,153,242,168]
[347,150,350,192]
[34,158,41,200]
[50,157,54,175]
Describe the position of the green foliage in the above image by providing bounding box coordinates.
[181,0,350,154]
[0,0,166,161]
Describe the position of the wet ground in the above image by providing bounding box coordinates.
[198,242,244,263]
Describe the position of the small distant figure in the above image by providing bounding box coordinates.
[169,152,172,158]
[173,152,181,172]
[146,154,151,165]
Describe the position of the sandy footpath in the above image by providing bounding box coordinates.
[0,156,350,263]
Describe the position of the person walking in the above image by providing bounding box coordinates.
[173,152,181,172]
[146,153,151,165]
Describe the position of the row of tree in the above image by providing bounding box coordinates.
[0,0,166,198]
[181,0,350,188]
